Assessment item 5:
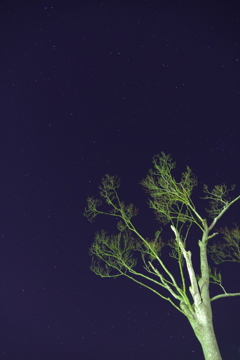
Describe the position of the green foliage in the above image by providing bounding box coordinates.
[84,197,102,222]
[136,229,165,261]
[202,184,236,218]
[208,225,240,263]
[89,229,137,277]
[84,152,240,312]
[140,152,201,228]
[84,174,138,225]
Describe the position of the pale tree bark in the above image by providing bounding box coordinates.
[172,223,222,360]
[186,302,222,360]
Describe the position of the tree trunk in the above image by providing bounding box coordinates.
[187,302,222,360]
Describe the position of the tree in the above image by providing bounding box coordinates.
[84,152,240,360]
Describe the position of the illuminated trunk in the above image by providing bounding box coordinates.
[187,302,222,360]
[177,223,222,360]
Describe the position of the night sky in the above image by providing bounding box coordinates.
[1,1,240,359]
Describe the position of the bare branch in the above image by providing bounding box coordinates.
[211,292,240,301]
[171,225,202,306]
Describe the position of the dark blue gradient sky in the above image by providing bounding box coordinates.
[1,1,240,359]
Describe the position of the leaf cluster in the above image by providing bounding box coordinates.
[89,230,137,277]
[84,174,138,224]
[135,229,165,261]
[140,152,199,227]
[202,184,235,218]
[208,225,240,263]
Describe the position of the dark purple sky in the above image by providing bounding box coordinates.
[1,1,240,359]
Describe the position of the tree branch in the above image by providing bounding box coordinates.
[171,225,202,306]
[211,292,240,301]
